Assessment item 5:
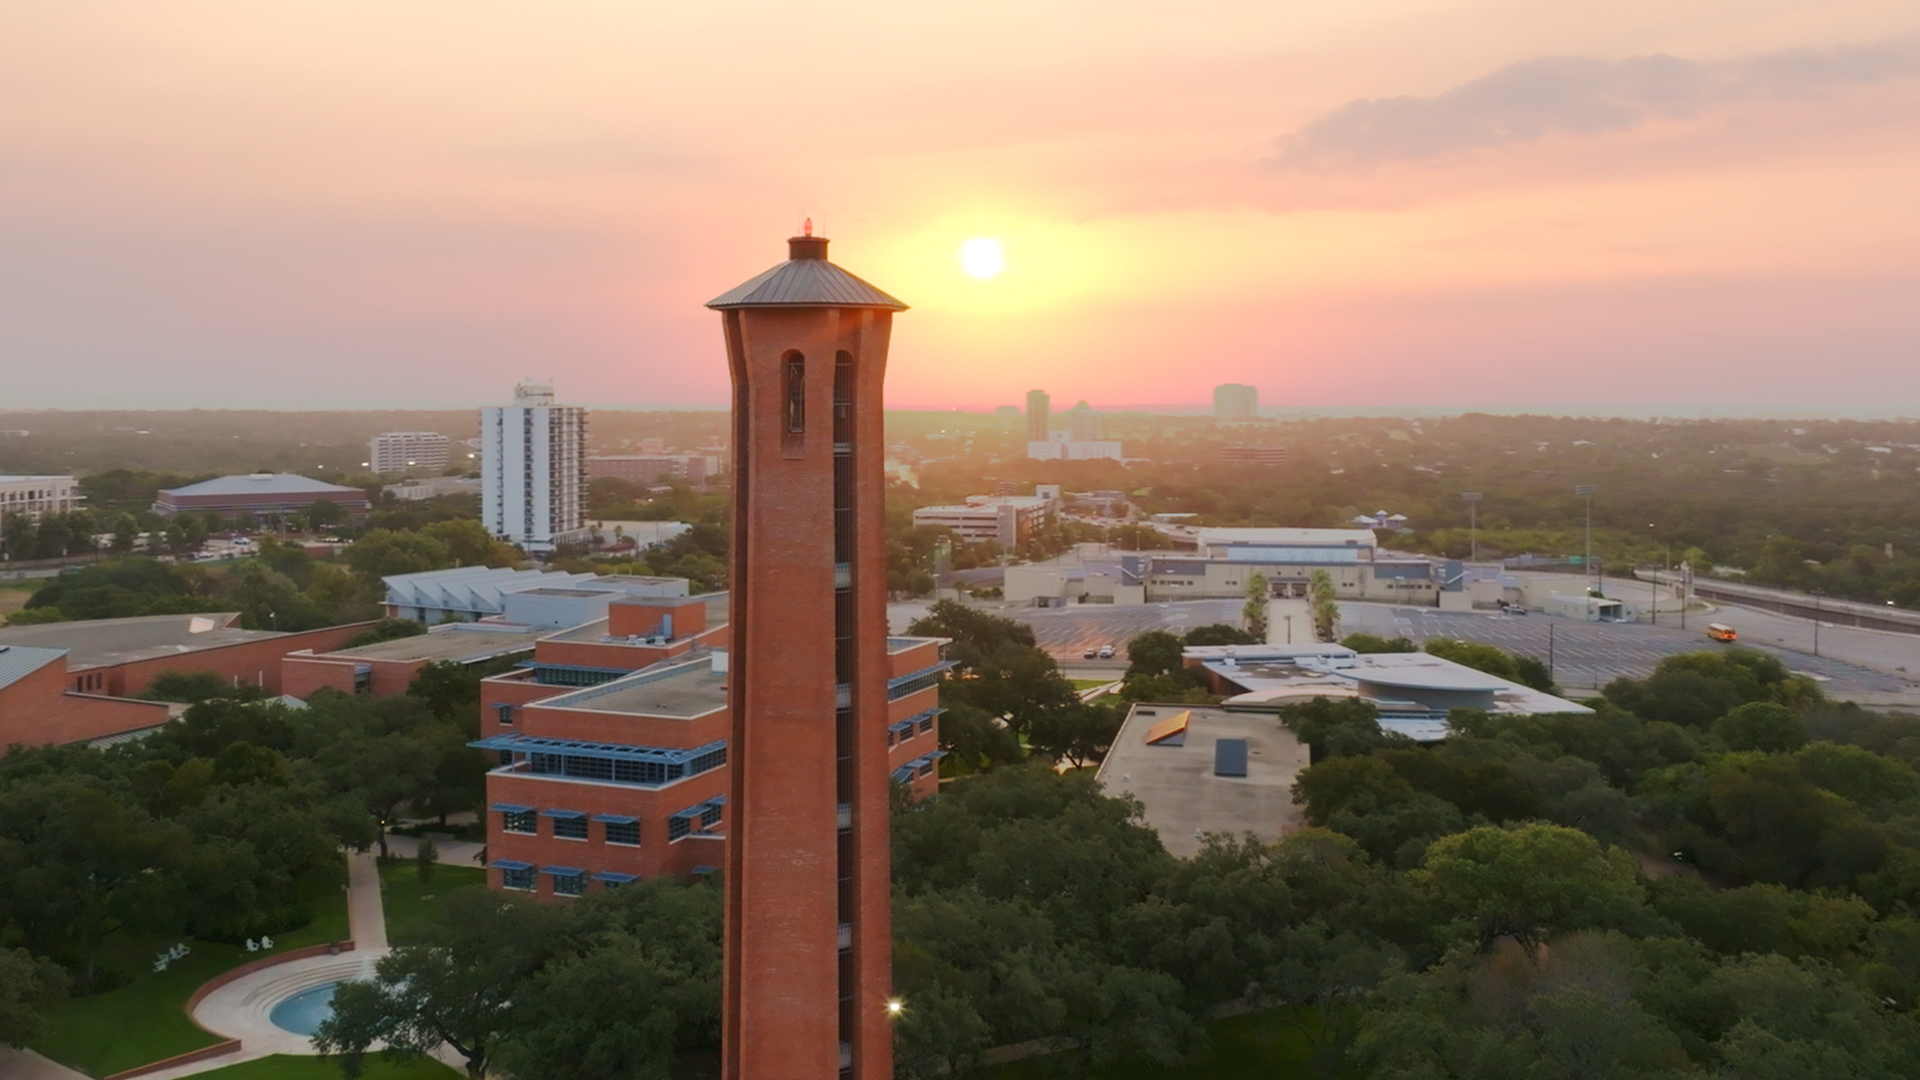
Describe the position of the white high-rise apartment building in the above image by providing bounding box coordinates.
[368,432,451,474]
[1213,383,1259,422]
[480,382,588,553]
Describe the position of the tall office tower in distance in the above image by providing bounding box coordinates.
[368,431,451,474]
[1026,388,1051,442]
[708,229,908,1080]
[1214,383,1259,421]
[480,381,588,553]
[1068,400,1101,441]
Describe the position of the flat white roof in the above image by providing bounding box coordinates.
[1207,650,1592,718]
[1198,527,1378,547]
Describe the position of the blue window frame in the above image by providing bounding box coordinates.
[599,816,640,846]
[546,866,586,897]
[493,860,534,891]
[544,809,588,840]
[887,662,955,701]
[494,703,515,726]
[493,803,537,834]
[668,796,726,842]
[593,871,639,889]
[470,735,727,789]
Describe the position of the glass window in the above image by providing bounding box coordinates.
[502,809,537,834]
[552,815,588,840]
[668,814,692,842]
[501,866,534,891]
[552,871,585,897]
[605,820,640,846]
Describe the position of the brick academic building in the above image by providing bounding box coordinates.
[472,594,944,891]
[0,613,369,752]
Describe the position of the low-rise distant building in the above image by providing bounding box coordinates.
[154,473,371,519]
[1219,446,1287,465]
[1349,510,1410,530]
[588,455,723,486]
[369,432,451,474]
[381,566,688,625]
[384,476,483,501]
[0,475,81,518]
[1133,527,1447,603]
[912,489,1059,547]
[588,521,693,551]
[1027,433,1124,461]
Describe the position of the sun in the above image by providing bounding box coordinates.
[960,237,1004,279]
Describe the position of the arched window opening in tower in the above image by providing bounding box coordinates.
[786,353,806,433]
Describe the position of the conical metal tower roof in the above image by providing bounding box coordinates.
[706,234,908,311]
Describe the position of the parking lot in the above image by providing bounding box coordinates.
[887,596,1920,703]
[891,598,1245,668]
[1336,603,1911,698]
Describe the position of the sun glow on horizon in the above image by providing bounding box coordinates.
[960,237,1004,278]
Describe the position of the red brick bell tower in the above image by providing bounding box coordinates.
[708,228,907,1080]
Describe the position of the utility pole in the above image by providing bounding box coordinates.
[1548,622,1555,684]
[1813,591,1822,657]
[1463,492,1482,563]
[1575,485,1597,590]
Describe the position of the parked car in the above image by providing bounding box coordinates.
[1083,648,1099,659]
[1098,644,1116,659]
[1508,606,1528,615]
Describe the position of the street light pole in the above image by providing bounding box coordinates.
[1463,492,1483,563]
[1813,591,1822,657]
[1575,485,1597,589]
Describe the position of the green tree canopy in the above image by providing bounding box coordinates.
[1412,823,1645,954]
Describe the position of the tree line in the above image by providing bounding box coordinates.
[0,662,498,1042]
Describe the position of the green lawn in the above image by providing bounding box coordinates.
[0,580,38,618]
[379,858,488,946]
[32,862,352,1077]
[1069,678,1118,691]
[987,1005,1357,1080]
[188,1053,461,1080]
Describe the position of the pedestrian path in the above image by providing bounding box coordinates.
[382,831,485,869]
[0,1047,88,1080]
[130,851,392,1080]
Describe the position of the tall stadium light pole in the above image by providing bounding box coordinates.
[1462,492,1483,563]
[1576,485,1597,588]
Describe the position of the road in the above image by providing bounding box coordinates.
[1336,602,1916,701]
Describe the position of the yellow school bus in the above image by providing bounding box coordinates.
[1707,623,1738,643]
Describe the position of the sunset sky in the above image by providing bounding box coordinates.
[3,2,1917,412]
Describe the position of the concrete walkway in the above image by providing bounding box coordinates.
[24,848,474,1080]
[0,1047,89,1080]
[129,851,393,1080]
[382,832,486,869]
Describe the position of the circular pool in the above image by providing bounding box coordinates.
[268,982,338,1036]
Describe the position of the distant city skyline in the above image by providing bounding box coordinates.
[2,5,1917,411]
